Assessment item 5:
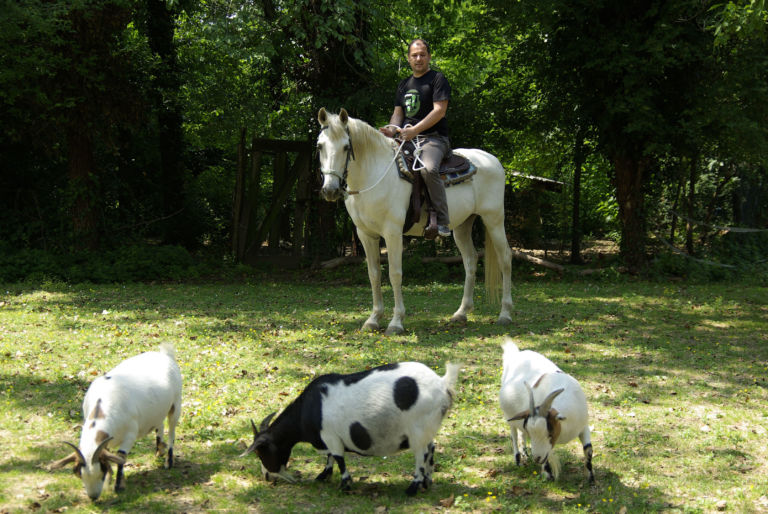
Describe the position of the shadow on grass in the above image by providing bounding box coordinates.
[1,371,88,416]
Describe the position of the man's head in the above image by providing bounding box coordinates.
[407,38,431,77]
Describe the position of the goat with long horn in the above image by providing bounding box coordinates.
[49,345,182,500]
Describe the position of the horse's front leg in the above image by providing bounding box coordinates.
[449,215,478,324]
[383,233,405,335]
[357,229,385,331]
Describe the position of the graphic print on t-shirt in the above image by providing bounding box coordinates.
[404,89,420,117]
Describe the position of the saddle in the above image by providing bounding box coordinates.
[395,140,477,237]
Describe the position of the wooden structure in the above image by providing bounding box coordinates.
[232,130,313,264]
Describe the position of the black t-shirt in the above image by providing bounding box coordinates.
[394,69,451,137]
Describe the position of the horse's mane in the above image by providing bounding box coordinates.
[325,113,393,156]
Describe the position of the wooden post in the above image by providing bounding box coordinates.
[232,127,246,260]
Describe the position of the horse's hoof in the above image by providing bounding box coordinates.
[496,315,513,326]
[362,321,379,332]
[385,325,405,336]
[449,313,467,325]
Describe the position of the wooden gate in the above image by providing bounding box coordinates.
[232,130,314,265]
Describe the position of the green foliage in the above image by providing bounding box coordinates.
[0,245,214,283]
[710,0,767,45]
[1,0,766,269]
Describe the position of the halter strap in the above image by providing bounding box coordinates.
[319,126,355,193]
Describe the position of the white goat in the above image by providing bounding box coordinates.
[243,361,460,495]
[499,338,594,482]
[50,344,182,500]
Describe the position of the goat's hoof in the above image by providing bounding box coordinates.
[315,469,332,481]
[339,478,352,492]
[405,481,420,496]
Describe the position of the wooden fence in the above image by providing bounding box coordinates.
[232,131,314,264]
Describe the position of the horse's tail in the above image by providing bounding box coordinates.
[484,227,502,305]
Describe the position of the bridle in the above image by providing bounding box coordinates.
[319,124,408,199]
[319,125,355,196]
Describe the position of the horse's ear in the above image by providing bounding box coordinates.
[318,107,328,126]
[339,108,349,125]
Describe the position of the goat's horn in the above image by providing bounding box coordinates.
[539,388,565,414]
[525,382,536,415]
[91,437,114,466]
[259,412,277,432]
[62,441,86,464]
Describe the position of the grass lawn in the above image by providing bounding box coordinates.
[1,272,766,512]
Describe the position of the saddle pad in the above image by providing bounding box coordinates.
[395,144,476,187]
[439,154,476,187]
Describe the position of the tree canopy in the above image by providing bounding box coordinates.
[1,0,766,275]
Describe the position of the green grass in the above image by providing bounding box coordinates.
[1,273,766,512]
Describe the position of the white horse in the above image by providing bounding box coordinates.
[317,108,513,335]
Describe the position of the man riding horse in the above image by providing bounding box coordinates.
[379,38,451,239]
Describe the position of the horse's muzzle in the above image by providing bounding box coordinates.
[321,185,343,202]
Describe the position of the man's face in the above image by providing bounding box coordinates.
[408,42,431,77]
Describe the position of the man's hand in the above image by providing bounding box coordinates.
[398,126,417,141]
[379,125,399,138]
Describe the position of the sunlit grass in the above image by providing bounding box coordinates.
[0,276,766,512]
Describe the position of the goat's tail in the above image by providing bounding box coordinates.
[443,362,461,394]
[501,337,520,385]
[158,343,177,361]
[442,362,461,414]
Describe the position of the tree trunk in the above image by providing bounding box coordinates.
[570,128,586,264]
[613,155,646,271]
[669,173,684,242]
[686,155,697,255]
[145,0,185,244]
[67,128,99,250]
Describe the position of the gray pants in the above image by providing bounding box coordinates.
[418,134,450,226]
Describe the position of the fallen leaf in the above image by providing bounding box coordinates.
[438,494,454,508]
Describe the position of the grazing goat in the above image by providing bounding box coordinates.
[243,361,460,495]
[50,344,182,500]
[498,338,594,482]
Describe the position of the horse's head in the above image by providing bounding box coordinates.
[317,107,354,202]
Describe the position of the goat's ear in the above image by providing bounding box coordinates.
[318,107,328,125]
[50,452,79,470]
[101,450,126,466]
[507,410,530,422]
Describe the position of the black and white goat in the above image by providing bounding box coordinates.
[243,361,460,495]
[50,344,182,500]
[498,339,594,482]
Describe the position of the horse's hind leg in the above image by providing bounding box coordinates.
[483,217,513,325]
[357,228,385,332]
[450,215,478,324]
